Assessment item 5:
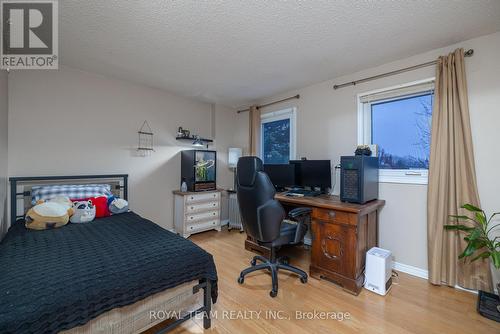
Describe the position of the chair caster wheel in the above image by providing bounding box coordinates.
[300,277,307,284]
[250,259,257,266]
[270,290,278,298]
[237,276,244,284]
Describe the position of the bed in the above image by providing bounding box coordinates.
[1,175,217,334]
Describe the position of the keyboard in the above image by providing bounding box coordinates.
[284,189,322,197]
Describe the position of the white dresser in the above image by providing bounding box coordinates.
[173,190,222,238]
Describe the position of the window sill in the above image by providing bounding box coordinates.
[379,174,428,185]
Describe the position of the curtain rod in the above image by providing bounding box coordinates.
[237,94,300,113]
[333,49,474,90]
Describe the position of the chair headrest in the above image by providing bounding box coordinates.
[237,156,263,187]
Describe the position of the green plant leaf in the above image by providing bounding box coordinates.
[471,251,491,262]
[444,224,474,231]
[461,204,482,212]
[459,243,477,259]
[475,212,487,227]
[469,239,487,250]
[463,229,482,242]
[449,215,473,221]
[491,252,500,269]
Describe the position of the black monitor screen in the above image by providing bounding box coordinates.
[290,160,331,189]
[263,164,295,189]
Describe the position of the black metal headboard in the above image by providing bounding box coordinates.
[9,174,128,224]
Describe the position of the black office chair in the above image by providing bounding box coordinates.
[236,156,311,297]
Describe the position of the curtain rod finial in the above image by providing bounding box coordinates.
[464,49,474,57]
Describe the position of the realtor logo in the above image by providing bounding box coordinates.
[1,0,58,69]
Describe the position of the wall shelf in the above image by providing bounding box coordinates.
[176,136,213,147]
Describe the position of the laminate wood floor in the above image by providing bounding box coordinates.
[168,228,499,334]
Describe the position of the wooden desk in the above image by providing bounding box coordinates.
[245,193,385,295]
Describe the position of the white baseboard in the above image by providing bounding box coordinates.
[391,262,493,295]
[392,261,429,280]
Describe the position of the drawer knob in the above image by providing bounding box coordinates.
[329,211,336,218]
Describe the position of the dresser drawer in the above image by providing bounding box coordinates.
[186,201,219,213]
[313,208,353,225]
[185,192,220,204]
[186,219,219,233]
[185,210,219,223]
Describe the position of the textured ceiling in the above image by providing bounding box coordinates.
[60,1,500,107]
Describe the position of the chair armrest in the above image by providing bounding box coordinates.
[287,207,311,244]
[288,207,312,219]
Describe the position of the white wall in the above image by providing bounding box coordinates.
[0,70,8,239]
[7,66,234,231]
[246,31,500,273]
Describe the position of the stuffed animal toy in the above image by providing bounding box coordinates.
[25,197,74,230]
[46,196,73,208]
[70,200,96,223]
[108,197,129,214]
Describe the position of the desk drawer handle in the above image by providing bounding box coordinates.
[328,211,336,218]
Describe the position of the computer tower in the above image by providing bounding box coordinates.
[340,156,378,204]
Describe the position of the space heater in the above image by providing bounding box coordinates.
[364,247,393,296]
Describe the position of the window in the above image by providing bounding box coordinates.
[358,79,434,184]
[261,108,296,164]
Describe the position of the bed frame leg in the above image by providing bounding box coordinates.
[203,280,212,329]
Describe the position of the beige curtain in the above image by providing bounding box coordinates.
[249,105,261,156]
[427,48,492,291]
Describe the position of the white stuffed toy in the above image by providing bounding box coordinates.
[70,200,96,223]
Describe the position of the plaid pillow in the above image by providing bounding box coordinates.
[31,184,112,205]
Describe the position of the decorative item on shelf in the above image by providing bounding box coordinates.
[180,177,188,192]
[137,120,154,156]
[177,126,190,138]
[228,147,242,191]
[193,135,205,147]
[445,204,500,322]
[355,145,372,156]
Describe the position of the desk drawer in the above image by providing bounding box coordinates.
[186,210,219,223]
[313,208,353,225]
[186,201,219,213]
[185,192,220,204]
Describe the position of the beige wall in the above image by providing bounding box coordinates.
[214,104,248,190]
[245,31,500,272]
[7,66,234,231]
[0,70,7,239]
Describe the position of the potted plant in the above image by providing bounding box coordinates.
[445,204,500,322]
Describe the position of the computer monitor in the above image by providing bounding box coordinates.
[263,164,296,190]
[290,160,332,191]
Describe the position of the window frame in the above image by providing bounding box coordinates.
[260,107,297,164]
[357,78,435,185]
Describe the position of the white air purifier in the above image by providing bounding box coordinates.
[364,247,392,296]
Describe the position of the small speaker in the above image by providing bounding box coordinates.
[340,156,378,204]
